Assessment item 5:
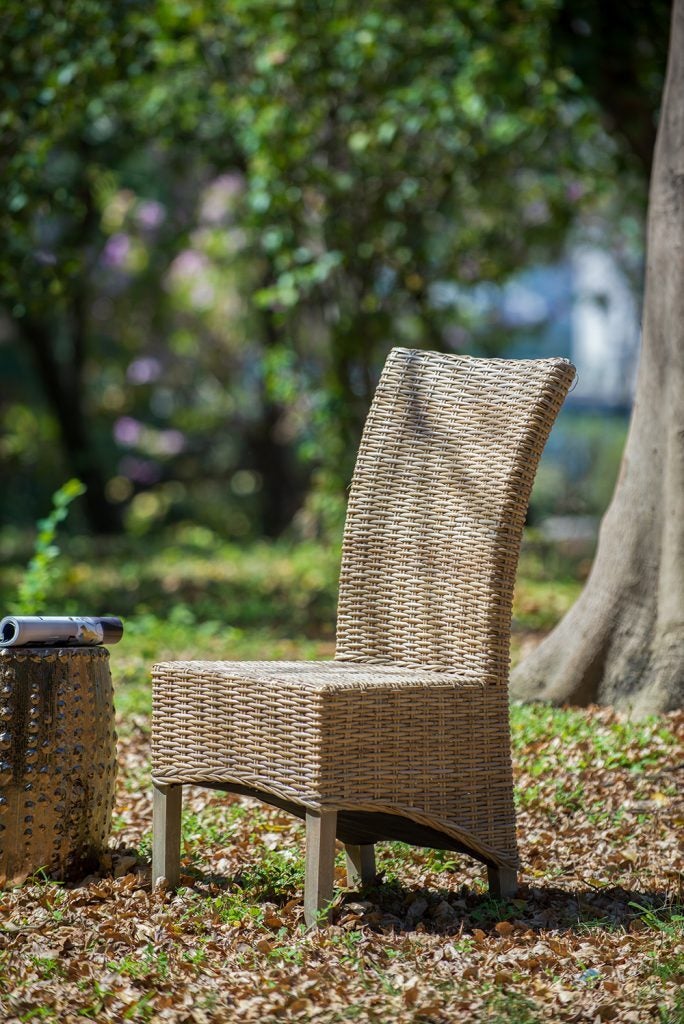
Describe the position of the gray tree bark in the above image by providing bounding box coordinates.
[511,0,684,717]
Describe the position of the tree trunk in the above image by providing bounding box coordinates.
[23,317,122,535]
[248,301,306,537]
[511,0,684,717]
[248,397,302,537]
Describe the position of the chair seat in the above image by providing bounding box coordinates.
[152,659,518,868]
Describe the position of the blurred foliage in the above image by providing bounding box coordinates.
[533,410,629,520]
[16,478,86,613]
[552,0,672,179]
[0,1,667,539]
[0,525,584,631]
[1,523,341,629]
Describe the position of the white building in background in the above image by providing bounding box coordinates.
[569,247,641,408]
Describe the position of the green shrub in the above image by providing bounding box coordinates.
[15,478,86,613]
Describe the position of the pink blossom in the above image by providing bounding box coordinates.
[102,233,131,268]
[113,416,143,446]
[200,173,244,224]
[135,199,166,230]
[127,357,162,384]
[169,249,209,280]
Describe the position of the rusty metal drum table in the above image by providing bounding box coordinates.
[0,646,117,887]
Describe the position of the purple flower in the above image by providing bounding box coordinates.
[113,416,143,446]
[135,199,166,231]
[200,173,244,224]
[127,357,162,385]
[169,249,209,280]
[102,233,131,269]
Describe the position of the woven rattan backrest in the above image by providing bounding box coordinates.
[335,347,575,678]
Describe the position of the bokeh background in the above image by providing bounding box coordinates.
[0,1,671,624]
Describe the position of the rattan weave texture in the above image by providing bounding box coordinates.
[152,348,575,871]
[337,348,575,672]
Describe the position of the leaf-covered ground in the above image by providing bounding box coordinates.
[1,704,682,1024]
[0,534,681,1021]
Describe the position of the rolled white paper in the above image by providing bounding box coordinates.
[0,616,123,647]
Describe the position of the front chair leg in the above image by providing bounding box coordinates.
[152,782,183,890]
[487,865,518,899]
[304,809,337,927]
[344,844,376,886]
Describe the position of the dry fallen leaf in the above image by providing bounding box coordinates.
[494,920,515,937]
[402,977,420,1006]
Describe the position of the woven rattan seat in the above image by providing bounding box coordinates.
[151,347,575,924]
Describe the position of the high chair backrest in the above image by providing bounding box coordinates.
[335,347,575,679]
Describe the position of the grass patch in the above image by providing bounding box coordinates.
[485,990,543,1023]
[234,849,305,902]
[510,702,678,772]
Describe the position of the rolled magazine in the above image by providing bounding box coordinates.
[0,616,123,647]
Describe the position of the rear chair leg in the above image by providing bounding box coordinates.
[344,844,376,886]
[304,809,337,927]
[152,783,182,889]
[487,865,518,899]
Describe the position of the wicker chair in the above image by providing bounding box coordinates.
[151,347,575,924]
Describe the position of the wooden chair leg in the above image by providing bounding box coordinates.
[152,782,182,890]
[304,809,337,927]
[487,865,517,899]
[344,844,376,886]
